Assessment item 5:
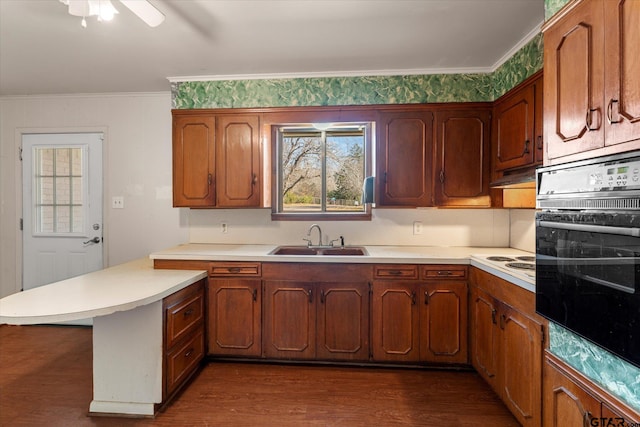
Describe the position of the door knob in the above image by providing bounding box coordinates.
[83,236,101,245]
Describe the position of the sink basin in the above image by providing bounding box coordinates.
[320,247,368,256]
[270,246,319,255]
[269,246,368,256]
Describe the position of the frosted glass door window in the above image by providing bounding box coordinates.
[34,146,86,234]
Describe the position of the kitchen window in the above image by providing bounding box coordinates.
[272,122,372,220]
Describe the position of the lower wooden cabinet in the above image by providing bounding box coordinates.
[262,280,370,361]
[207,262,262,357]
[371,265,468,364]
[208,278,261,357]
[163,279,206,399]
[469,267,543,427]
[544,352,640,427]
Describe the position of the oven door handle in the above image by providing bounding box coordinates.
[537,220,640,237]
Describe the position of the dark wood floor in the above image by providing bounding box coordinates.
[0,325,519,426]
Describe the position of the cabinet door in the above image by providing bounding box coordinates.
[371,281,420,362]
[543,356,602,427]
[263,281,316,359]
[172,115,216,207]
[499,305,543,427]
[216,114,261,207]
[434,109,491,207]
[604,0,640,148]
[470,287,499,388]
[544,0,606,160]
[493,86,536,171]
[534,76,544,164]
[208,279,261,357]
[419,281,468,364]
[376,110,433,207]
[316,282,370,362]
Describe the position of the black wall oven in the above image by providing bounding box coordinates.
[535,152,640,369]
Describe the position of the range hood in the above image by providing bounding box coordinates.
[490,166,537,189]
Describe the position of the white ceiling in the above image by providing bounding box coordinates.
[0,0,544,96]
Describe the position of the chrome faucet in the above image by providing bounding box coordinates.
[304,224,323,247]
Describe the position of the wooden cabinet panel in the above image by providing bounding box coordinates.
[604,0,640,147]
[470,286,499,386]
[500,305,543,427]
[165,327,205,397]
[215,114,261,207]
[316,282,370,361]
[419,281,468,364]
[433,108,491,207]
[172,115,216,207]
[374,264,418,280]
[372,281,420,362]
[263,281,316,359]
[493,80,537,171]
[376,110,434,206]
[165,286,205,349]
[544,0,640,163]
[208,279,261,357]
[172,111,262,208]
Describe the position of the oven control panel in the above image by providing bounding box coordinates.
[538,155,640,195]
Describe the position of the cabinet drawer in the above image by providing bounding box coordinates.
[209,262,261,277]
[421,266,467,280]
[165,284,205,349]
[165,327,204,396]
[374,265,418,280]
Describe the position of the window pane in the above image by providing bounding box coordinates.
[326,133,364,212]
[33,145,86,234]
[56,206,71,233]
[55,177,71,204]
[281,134,323,212]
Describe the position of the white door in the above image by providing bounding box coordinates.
[22,133,103,293]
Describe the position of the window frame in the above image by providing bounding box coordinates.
[271,121,373,221]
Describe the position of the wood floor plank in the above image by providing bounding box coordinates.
[0,325,519,426]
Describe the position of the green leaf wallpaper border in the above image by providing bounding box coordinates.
[171,34,543,110]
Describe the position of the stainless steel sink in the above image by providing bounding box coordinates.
[269,246,368,256]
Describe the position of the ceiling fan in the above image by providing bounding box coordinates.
[59,0,165,28]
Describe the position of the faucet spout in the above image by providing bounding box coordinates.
[306,224,323,247]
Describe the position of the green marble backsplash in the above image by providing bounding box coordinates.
[171,33,543,109]
[549,322,640,412]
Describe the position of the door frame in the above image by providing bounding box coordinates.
[15,126,109,295]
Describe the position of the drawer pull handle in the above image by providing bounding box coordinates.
[437,271,453,276]
[184,348,194,358]
[500,314,506,330]
[388,270,402,276]
[183,308,195,317]
[227,267,241,274]
[491,309,497,325]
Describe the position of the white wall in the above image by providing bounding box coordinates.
[509,209,536,253]
[187,208,511,247]
[0,93,189,298]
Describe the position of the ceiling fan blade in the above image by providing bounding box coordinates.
[118,0,165,27]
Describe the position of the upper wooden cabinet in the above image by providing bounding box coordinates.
[492,72,543,173]
[543,0,640,164]
[434,107,492,207]
[172,111,262,208]
[376,110,434,207]
[172,114,216,207]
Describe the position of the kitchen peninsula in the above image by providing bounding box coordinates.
[0,244,535,418]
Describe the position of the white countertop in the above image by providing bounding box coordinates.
[0,258,207,325]
[150,243,535,291]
